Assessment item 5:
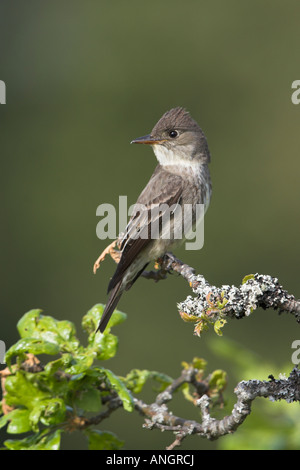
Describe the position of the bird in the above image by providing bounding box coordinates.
[94,107,212,333]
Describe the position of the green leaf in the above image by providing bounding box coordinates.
[101,368,134,412]
[0,408,32,434]
[123,369,173,394]
[64,350,96,375]
[85,429,124,450]
[16,309,79,352]
[192,357,207,371]
[4,372,50,410]
[74,387,102,412]
[17,309,44,338]
[43,353,73,376]
[5,338,60,367]
[81,304,127,362]
[30,398,66,429]
[181,383,194,402]
[4,429,61,450]
[0,413,10,430]
[179,311,199,323]
[6,309,81,367]
[82,304,126,335]
[3,373,66,433]
[94,333,119,361]
[213,318,227,336]
[123,369,152,394]
[6,409,31,434]
[208,369,227,393]
[242,274,255,284]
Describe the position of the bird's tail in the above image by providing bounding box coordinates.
[97,280,123,333]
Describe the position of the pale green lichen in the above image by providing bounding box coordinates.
[178,273,284,336]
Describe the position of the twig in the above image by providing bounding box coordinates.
[145,253,300,332]
[78,364,300,449]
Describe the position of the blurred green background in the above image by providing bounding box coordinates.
[1,0,300,450]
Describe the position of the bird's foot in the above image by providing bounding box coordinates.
[141,268,168,282]
[141,254,175,282]
[160,252,177,271]
[93,240,121,274]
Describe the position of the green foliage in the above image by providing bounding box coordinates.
[4,430,62,450]
[85,429,124,451]
[0,305,132,450]
[180,291,228,337]
[0,305,196,450]
[208,369,227,394]
[122,369,173,394]
[242,274,255,284]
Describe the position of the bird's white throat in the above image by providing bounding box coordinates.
[153,143,200,170]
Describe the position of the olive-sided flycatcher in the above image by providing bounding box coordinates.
[95,107,211,333]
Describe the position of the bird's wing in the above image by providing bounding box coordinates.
[107,167,183,292]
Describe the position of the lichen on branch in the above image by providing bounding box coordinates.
[146,253,300,336]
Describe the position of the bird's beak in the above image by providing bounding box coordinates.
[130,134,165,145]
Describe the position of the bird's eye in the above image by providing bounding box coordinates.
[169,130,178,138]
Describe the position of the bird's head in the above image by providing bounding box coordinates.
[131,107,210,166]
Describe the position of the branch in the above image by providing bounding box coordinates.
[73,364,300,449]
[94,245,300,326]
[144,253,300,335]
[138,367,300,448]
